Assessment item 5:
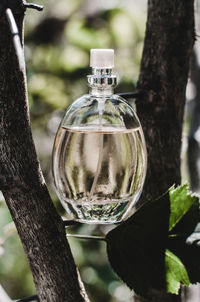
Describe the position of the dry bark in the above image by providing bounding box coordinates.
[135,0,195,301]
[0,3,89,302]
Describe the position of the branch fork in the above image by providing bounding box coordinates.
[0,1,43,14]
[1,1,43,71]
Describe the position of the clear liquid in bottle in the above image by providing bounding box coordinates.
[53,125,146,223]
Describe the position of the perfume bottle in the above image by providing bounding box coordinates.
[52,49,147,224]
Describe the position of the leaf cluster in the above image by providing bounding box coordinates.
[106,185,200,297]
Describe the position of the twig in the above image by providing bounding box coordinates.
[16,294,39,302]
[117,91,143,99]
[67,234,106,241]
[4,2,43,72]
[63,220,81,226]
[23,2,43,11]
[5,8,25,72]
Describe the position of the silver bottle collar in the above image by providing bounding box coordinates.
[87,68,117,88]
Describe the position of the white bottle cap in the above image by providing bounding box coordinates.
[90,49,114,68]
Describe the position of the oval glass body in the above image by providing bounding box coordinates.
[52,94,147,224]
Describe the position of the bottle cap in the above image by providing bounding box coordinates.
[90,49,114,68]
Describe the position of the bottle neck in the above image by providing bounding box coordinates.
[87,68,117,97]
[89,86,114,97]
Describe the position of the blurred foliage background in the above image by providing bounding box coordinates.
[0,0,147,301]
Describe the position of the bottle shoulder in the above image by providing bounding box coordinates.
[61,93,140,130]
[66,93,134,110]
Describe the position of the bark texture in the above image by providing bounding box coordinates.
[135,0,195,301]
[0,5,88,302]
[136,0,195,203]
[188,50,200,194]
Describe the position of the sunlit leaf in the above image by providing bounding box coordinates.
[169,184,197,232]
[165,249,190,294]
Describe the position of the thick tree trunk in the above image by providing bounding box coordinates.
[0,4,89,302]
[135,0,195,301]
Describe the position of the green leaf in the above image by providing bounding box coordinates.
[106,185,200,297]
[168,187,200,284]
[168,235,200,284]
[169,184,198,232]
[165,249,190,294]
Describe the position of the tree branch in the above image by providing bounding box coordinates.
[0,0,43,14]
[188,50,200,193]
[67,234,106,241]
[117,91,143,100]
[5,8,25,71]
[23,2,43,11]
[136,0,195,205]
[135,0,195,301]
[0,3,89,302]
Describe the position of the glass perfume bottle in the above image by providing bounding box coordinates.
[52,49,147,224]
